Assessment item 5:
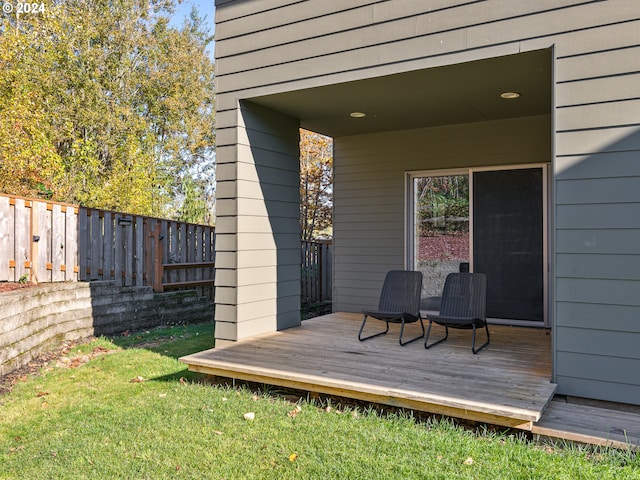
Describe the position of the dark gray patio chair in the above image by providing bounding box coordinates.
[424,272,489,354]
[358,270,425,346]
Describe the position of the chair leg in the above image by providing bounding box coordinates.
[424,321,448,349]
[358,315,389,342]
[471,323,490,354]
[399,316,425,346]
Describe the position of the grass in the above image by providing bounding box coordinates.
[1,323,639,479]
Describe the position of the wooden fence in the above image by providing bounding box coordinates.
[301,240,332,304]
[2,193,334,306]
[0,194,215,297]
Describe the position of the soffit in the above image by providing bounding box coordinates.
[249,49,552,137]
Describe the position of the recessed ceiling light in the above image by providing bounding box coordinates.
[500,92,520,99]
[350,112,366,118]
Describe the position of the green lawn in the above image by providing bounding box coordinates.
[1,323,638,479]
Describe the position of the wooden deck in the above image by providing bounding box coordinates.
[532,398,640,450]
[181,312,556,430]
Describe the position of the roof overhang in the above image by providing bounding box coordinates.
[249,49,552,137]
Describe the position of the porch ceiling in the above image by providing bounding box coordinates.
[250,49,552,137]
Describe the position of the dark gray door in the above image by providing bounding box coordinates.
[473,168,544,321]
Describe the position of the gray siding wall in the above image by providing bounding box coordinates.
[215,0,640,403]
[333,115,551,312]
[214,101,301,343]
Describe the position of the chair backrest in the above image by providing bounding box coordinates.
[439,272,487,320]
[378,270,423,315]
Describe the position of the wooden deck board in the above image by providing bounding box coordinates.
[181,313,556,428]
[532,399,640,450]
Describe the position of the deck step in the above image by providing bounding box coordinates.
[533,399,640,450]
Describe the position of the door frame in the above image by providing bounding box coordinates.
[405,163,550,327]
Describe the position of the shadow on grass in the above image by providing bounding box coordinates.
[108,322,215,360]
[107,322,215,384]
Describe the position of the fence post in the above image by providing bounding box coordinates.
[151,221,164,292]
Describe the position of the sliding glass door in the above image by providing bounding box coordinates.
[408,166,547,324]
[411,172,469,299]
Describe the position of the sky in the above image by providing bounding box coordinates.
[170,0,216,59]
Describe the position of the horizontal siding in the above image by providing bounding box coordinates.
[556,352,640,389]
[556,302,640,333]
[555,377,640,405]
[556,278,640,306]
[556,327,640,360]
[553,5,640,403]
[556,151,640,180]
[557,99,640,132]
[556,177,640,204]
[216,0,640,403]
[556,72,640,107]
[557,204,640,229]
[215,1,638,96]
[557,254,640,282]
[556,229,640,255]
[216,1,595,67]
[333,116,549,312]
[215,101,301,339]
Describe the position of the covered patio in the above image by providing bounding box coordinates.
[182,312,555,430]
[182,313,640,448]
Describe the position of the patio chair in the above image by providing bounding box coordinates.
[424,272,489,354]
[358,270,425,346]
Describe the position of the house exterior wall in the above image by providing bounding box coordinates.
[333,115,551,312]
[214,0,640,404]
[214,101,301,344]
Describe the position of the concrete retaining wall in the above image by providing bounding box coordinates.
[0,281,214,376]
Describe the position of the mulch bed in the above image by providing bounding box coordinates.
[418,234,469,261]
[0,336,104,397]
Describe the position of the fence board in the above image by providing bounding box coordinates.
[0,193,216,291]
[90,210,102,280]
[51,204,65,281]
[65,207,78,281]
[114,213,123,286]
[0,196,10,281]
[78,209,89,281]
[102,211,114,281]
[301,240,333,304]
[32,201,50,283]
[124,216,134,286]
[135,216,144,286]
[14,198,29,282]
[179,223,187,282]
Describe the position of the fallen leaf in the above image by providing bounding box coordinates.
[463,457,474,465]
[41,402,49,409]
[253,394,259,401]
[213,430,223,435]
[289,453,298,462]
[287,405,302,418]
[222,397,228,402]
[130,376,144,383]
[437,455,443,461]
[159,393,167,398]
[325,406,332,413]
[36,391,49,397]
[179,377,187,384]
[243,412,255,421]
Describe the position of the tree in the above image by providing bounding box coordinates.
[0,1,215,218]
[300,129,333,240]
